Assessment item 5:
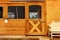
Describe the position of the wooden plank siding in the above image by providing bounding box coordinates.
[0,0,46,35]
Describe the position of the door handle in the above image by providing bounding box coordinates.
[4,18,8,23]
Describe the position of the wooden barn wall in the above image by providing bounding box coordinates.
[46,0,60,25]
[0,0,9,2]
[0,0,60,27]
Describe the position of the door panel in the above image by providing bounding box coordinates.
[6,5,25,35]
[7,19,25,27]
[0,4,26,35]
[27,19,42,35]
[26,2,46,35]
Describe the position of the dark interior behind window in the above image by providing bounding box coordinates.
[0,7,3,18]
[8,6,25,19]
[8,6,17,18]
[17,6,25,19]
[29,5,41,19]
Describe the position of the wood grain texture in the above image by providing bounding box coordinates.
[0,0,46,35]
[10,0,44,2]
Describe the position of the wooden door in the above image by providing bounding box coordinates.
[6,3,26,35]
[26,2,47,35]
[0,3,26,35]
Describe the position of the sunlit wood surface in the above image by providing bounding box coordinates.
[0,37,60,40]
[0,0,46,35]
[0,36,49,40]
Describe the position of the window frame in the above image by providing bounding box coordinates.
[8,6,25,19]
[27,2,44,20]
[29,5,42,19]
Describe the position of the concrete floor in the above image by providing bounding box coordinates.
[0,36,49,40]
[0,36,60,40]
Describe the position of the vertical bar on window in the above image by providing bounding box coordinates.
[16,7,18,18]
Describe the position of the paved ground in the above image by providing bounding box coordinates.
[0,36,49,40]
[0,36,60,40]
[0,38,60,40]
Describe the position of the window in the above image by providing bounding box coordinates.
[8,6,25,19]
[29,5,41,19]
[0,7,3,18]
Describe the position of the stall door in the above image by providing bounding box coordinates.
[26,2,47,35]
[2,4,26,35]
